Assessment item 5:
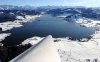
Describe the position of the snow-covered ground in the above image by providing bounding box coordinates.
[55,32,100,62]
[0,33,11,42]
[21,36,43,45]
[76,18,100,31]
[0,33,11,46]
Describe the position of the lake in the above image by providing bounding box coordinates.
[2,15,94,46]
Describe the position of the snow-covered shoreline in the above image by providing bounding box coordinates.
[55,18,100,62]
[55,32,100,62]
[76,18,100,31]
[0,15,42,46]
[0,15,42,31]
[0,33,11,46]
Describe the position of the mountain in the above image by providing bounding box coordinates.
[0,5,100,20]
[0,5,35,10]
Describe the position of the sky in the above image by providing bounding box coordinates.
[0,0,100,7]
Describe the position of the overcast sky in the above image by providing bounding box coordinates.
[0,0,100,7]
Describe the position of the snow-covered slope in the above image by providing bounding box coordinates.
[0,33,11,42]
[76,18,100,31]
[55,33,100,62]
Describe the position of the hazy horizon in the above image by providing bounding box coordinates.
[0,0,100,7]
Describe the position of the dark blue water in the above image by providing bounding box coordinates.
[2,15,94,46]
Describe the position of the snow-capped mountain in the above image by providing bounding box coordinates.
[0,5,100,20]
[0,5,35,10]
[43,7,100,20]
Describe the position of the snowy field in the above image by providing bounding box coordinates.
[0,16,100,62]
